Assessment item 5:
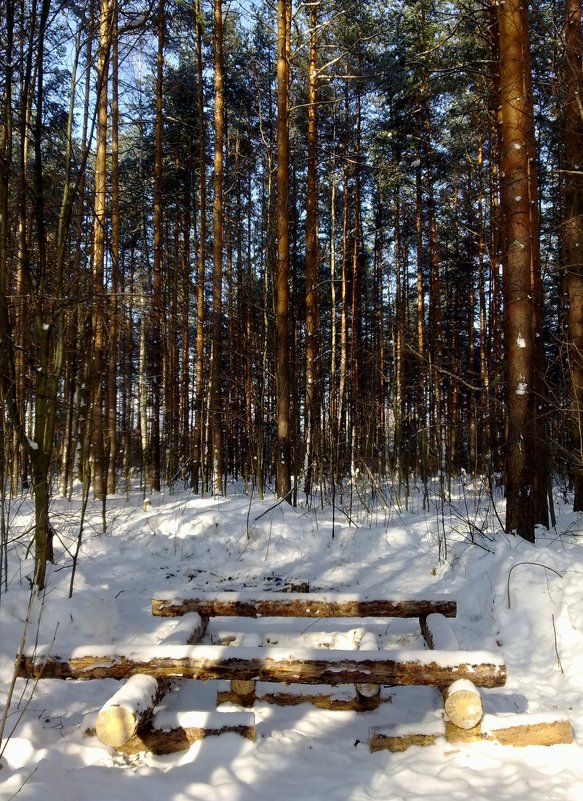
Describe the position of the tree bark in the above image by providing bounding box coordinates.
[149,0,165,493]
[192,0,207,495]
[564,0,583,510]
[152,592,457,619]
[304,2,320,499]
[275,0,292,500]
[209,0,225,496]
[89,0,113,505]
[498,0,541,541]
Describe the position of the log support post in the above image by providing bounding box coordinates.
[420,612,484,730]
[355,629,381,707]
[229,632,261,706]
[95,611,207,748]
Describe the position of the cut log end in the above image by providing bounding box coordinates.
[444,679,483,730]
[96,706,140,748]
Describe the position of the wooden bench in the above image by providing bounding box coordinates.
[17,591,572,753]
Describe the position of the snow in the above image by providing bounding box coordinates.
[98,674,159,715]
[2,484,583,800]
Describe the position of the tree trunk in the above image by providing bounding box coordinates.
[149,0,165,494]
[89,0,112,504]
[210,0,225,496]
[106,6,120,496]
[498,0,540,541]
[304,2,319,499]
[192,0,206,495]
[275,0,292,500]
[564,0,583,510]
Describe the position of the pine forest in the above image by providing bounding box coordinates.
[1,0,583,588]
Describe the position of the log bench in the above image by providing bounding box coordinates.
[148,590,503,711]
[16,591,572,753]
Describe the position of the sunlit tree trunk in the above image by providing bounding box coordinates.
[149,0,165,493]
[498,0,546,541]
[89,0,113,504]
[488,0,505,475]
[193,0,206,495]
[209,0,225,495]
[304,1,319,498]
[275,0,292,500]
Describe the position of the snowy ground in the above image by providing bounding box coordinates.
[2,478,583,800]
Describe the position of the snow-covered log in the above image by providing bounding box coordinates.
[18,644,506,687]
[95,675,170,747]
[161,612,207,645]
[445,715,574,746]
[95,612,208,747]
[218,681,391,710]
[369,713,574,752]
[113,710,256,755]
[420,613,484,729]
[151,591,457,619]
[420,612,460,651]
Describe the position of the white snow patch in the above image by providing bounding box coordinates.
[2,487,583,801]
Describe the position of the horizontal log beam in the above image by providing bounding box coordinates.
[108,711,256,755]
[217,687,383,711]
[370,714,573,751]
[18,644,505,687]
[151,592,457,619]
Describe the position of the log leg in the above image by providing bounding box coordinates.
[96,675,170,748]
[229,633,261,706]
[355,629,381,709]
[96,612,207,748]
[420,613,484,729]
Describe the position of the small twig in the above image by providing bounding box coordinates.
[6,766,38,798]
[253,491,293,522]
[506,562,563,609]
[264,520,273,562]
[552,614,564,674]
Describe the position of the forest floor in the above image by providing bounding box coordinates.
[1,477,583,800]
